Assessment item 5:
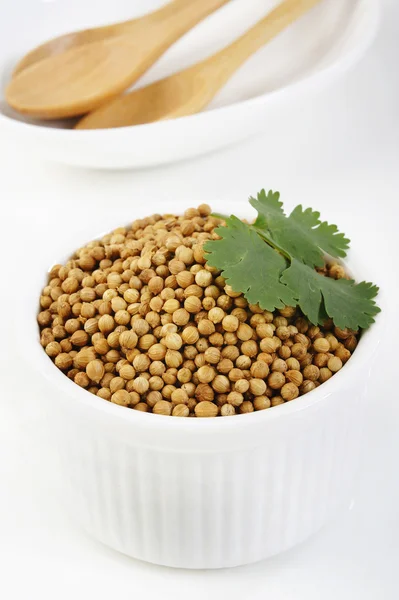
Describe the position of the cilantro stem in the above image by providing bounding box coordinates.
[252,227,291,262]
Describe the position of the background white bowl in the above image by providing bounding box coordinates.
[0,0,380,169]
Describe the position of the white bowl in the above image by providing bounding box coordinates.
[0,0,379,169]
[21,203,384,569]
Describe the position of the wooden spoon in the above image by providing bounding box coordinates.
[5,0,230,119]
[76,0,322,131]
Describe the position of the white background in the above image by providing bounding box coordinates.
[0,0,398,598]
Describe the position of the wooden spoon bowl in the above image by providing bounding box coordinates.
[5,0,230,119]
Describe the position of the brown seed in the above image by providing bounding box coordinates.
[109,377,125,393]
[217,358,234,374]
[184,296,202,314]
[177,368,192,384]
[239,401,254,414]
[60,339,73,353]
[253,396,271,411]
[146,391,163,407]
[249,378,266,396]
[165,349,183,368]
[276,326,290,340]
[171,389,189,405]
[302,365,319,381]
[70,330,89,347]
[133,354,151,372]
[162,384,176,399]
[84,318,99,336]
[222,315,239,332]
[149,376,164,391]
[119,364,136,380]
[195,270,213,287]
[268,371,285,390]
[61,277,79,294]
[197,365,216,383]
[300,380,316,394]
[335,345,351,363]
[97,388,112,401]
[176,271,195,289]
[54,353,73,370]
[163,299,181,314]
[98,314,115,334]
[195,401,218,417]
[172,404,190,417]
[195,383,214,402]
[45,341,62,357]
[329,264,346,279]
[173,308,190,326]
[271,396,285,407]
[74,348,96,369]
[197,319,215,336]
[313,353,329,368]
[153,400,172,416]
[146,343,166,361]
[164,333,183,350]
[93,338,110,356]
[208,307,225,324]
[258,352,274,366]
[228,368,244,382]
[328,356,343,372]
[65,319,81,335]
[111,389,130,406]
[235,323,252,341]
[285,357,300,371]
[241,340,258,357]
[74,372,90,388]
[124,288,140,303]
[291,343,307,359]
[221,404,236,416]
[281,382,299,401]
[250,361,269,379]
[212,375,230,393]
[259,337,277,354]
[345,336,357,352]
[86,359,105,383]
[133,377,150,395]
[134,402,149,412]
[313,337,330,353]
[285,370,303,387]
[271,358,287,373]
[204,347,221,365]
[181,326,199,345]
[131,318,150,337]
[235,355,251,370]
[235,379,249,394]
[319,367,333,383]
[227,391,244,407]
[334,327,352,340]
[138,334,156,350]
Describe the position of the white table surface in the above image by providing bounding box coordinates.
[1,1,398,598]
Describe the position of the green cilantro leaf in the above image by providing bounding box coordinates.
[250,189,350,268]
[281,259,380,329]
[204,216,295,311]
[204,190,380,330]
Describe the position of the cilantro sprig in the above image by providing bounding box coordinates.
[204,190,380,330]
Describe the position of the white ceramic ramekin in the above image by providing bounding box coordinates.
[23,243,383,569]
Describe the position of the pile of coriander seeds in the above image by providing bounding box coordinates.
[37,205,359,417]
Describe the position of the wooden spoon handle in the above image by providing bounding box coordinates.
[199,0,322,85]
[124,0,231,39]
